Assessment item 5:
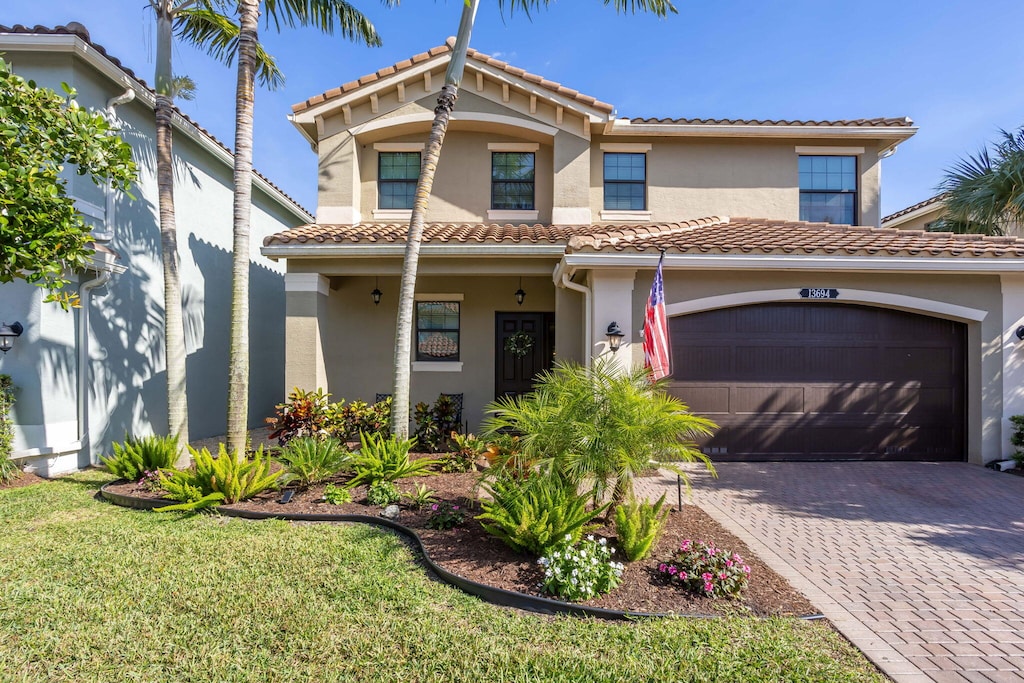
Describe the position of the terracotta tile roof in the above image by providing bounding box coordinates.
[265,218,1024,259]
[882,193,948,224]
[566,217,1024,258]
[263,222,597,246]
[629,116,915,128]
[0,23,312,220]
[292,37,614,115]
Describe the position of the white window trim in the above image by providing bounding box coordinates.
[374,142,426,152]
[600,210,652,222]
[600,143,652,153]
[487,209,539,222]
[794,146,865,155]
[372,209,413,220]
[488,142,540,152]
[412,361,463,373]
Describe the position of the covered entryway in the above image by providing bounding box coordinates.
[495,312,555,399]
[669,303,966,460]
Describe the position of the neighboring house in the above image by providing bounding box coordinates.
[883,193,1022,236]
[264,39,1024,466]
[0,24,312,477]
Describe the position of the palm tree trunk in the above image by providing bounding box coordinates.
[391,0,480,438]
[154,4,190,466]
[226,0,259,457]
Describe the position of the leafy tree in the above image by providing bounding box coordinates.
[935,126,1024,235]
[390,0,679,437]
[0,57,136,308]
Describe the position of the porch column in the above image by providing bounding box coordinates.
[1000,273,1024,461]
[284,273,330,395]
[589,269,637,373]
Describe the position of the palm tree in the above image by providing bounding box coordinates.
[212,0,385,455]
[390,0,679,438]
[935,126,1024,235]
[149,0,283,466]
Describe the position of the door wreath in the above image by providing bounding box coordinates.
[504,330,535,358]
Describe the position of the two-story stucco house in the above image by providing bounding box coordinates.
[263,39,1024,466]
[0,24,312,476]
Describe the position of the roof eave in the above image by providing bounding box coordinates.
[604,118,918,146]
[260,243,568,261]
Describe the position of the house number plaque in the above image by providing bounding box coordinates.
[799,288,839,299]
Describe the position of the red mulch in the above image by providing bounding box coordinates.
[0,470,47,490]
[104,465,817,617]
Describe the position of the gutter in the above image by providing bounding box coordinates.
[553,260,592,368]
[261,243,567,260]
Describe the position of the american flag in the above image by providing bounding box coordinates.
[643,252,671,380]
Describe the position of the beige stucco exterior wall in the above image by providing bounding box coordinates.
[882,206,945,232]
[608,267,1003,465]
[589,138,885,226]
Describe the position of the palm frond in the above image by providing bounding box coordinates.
[174,6,285,88]
[938,126,1024,235]
[262,0,384,46]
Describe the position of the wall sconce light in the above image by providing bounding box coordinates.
[371,277,382,306]
[1016,325,1024,340]
[514,277,526,306]
[606,321,624,352]
[0,321,23,354]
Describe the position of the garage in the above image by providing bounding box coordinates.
[669,302,966,461]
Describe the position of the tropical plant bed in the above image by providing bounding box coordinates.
[0,470,46,490]
[103,466,817,618]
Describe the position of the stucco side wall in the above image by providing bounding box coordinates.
[616,269,1003,465]
[315,274,557,431]
[883,206,945,232]
[589,138,885,226]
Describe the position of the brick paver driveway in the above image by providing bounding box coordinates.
[635,463,1024,683]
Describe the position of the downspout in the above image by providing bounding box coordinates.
[559,271,592,369]
[78,86,135,463]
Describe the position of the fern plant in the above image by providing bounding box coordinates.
[476,473,608,556]
[155,444,282,512]
[348,432,439,487]
[613,493,670,561]
[278,436,351,488]
[100,434,180,482]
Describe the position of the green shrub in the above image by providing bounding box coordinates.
[414,394,460,453]
[614,493,670,561]
[266,388,342,445]
[337,398,391,441]
[323,483,352,505]
[100,434,180,482]
[1010,415,1024,466]
[366,481,400,506]
[476,473,608,556]
[441,432,481,473]
[482,359,717,507]
[0,375,18,484]
[403,483,437,509]
[155,444,282,512]
[349,432,439,487]
[658,539,750,599]
[539,536,624,602]
[425,501,466,530]
[278,436,350,488]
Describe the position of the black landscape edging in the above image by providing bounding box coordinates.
[99,482,822,622]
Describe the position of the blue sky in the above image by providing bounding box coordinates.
[4,0,1023,218]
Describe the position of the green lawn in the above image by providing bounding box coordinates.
[0,472,886,683]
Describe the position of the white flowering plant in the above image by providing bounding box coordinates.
[538,535,624,602]
[658,539,750,599]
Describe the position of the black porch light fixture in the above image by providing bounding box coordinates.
[606,321,625,352]
[1016,325,1024,341]
[514,277,526,306]
[0,321,24,354]
[371,277,382,306]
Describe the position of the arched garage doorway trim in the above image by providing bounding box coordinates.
[664,288,987,323]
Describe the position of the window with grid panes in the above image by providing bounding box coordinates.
[491,152,535,210]
[799,155,857,224]
[415,301,460,361]
[603,152,647,210]
[378,152,420,209]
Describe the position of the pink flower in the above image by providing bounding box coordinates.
[659,563,667,572]
[743,565,751,574]
[701,572,713,581]
[725,560,733,568]
[718,572,727,580]
[430,504,439,511]
[452,505,460,510]
[704,582,714,592]
[668,566,678,575]
[680,539,692,551]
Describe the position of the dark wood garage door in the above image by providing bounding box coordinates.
[669,303,965,461]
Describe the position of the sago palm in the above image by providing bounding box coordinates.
[390,0,679,438]
[936,126,1024,235]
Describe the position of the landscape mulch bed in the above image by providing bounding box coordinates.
[0,471,47,491]
[104,465,817,618]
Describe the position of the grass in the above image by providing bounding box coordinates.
[0,471,886,683]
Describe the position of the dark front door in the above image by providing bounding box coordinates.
[669,303,967,461]
[495,312,555,398]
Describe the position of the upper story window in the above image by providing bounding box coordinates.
[604,152,647,211]
[491,152,535,210]
[378,152,420,209]
[799,155,856,224]
[416,301,460,362]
